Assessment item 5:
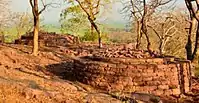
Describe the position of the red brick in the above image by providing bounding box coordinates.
[108,64,117,68]
[146,69,154,73]
[152,90,164,96]
[172,89,181,95]
[161,81,170,85]
[117,64,127,69]
[137,65,147,69]
[163,90,173,96]
[144,77,153,81]
[156,72,165,77]
[147,81,161,85]
[158,85,169,90]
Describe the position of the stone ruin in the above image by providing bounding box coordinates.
[74,56,192,96]
[15,31,79,47]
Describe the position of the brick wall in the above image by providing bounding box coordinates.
[74,56,191,96]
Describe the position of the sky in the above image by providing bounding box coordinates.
[10,0,185,25]
[10,0,126,25]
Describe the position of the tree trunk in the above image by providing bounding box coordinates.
[186,17,197,60]
[91,24,94,36]
[141,0,153,55]
[33,16,39,56]
[159,40,163,55]
[32,0,39,56]
[186,35,193,60]
[192,23,199,62]
[142,19,152,55]
[88,17,102,48]
[136,21,142,49]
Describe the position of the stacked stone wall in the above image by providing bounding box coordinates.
[74,56,191,96]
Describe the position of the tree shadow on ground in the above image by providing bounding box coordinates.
[43,60,77,81]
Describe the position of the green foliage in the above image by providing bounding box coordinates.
[59,4,89,34]
[40,24,61,33]
[2,28,18,43]
[80,29,108,42]
[80,30,98,41]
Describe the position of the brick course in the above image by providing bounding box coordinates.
[74,56,191,96]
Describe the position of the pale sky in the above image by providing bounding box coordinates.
[10,0,185,24]
[10,0,126,24]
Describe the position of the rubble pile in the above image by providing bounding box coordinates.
[15,31,79,47]
[93,48,152,58]
[93,44,158,58]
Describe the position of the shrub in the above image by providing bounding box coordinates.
[80,30,108,42]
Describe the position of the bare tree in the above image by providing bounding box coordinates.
[29,0,59,56]
[122,0,175,55]
[148,13,178,55]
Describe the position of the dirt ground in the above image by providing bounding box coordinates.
[0,43,198,103]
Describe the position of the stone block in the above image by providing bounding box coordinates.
[157,65,168,69]
[134,82,145,86]
[143,86,157,91]
[151,58,164,64]
[147,81,161,86]
[117,64,127,69]
[135,87,144,91]
[151,90,164,96]
[110,84,124,91]
[107,64,117,68]
[158,85,169,90]
[168,85,179,89]
[146,69,154,73]
[172,89,181,95]
[127,65,136,69]
[163,90,173,96]
[144,77,153,81]
[137,65,147,69]
[141,73,149,77]
[156,72,165,77]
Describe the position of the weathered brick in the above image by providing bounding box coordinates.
[152,90,164,96]
[158,85,169,90]
[144,77,153,81]
[147,81,161,86]
[143,86,157,91]
[146,69,154,73]
[135,87,144,91]
[152,58,164,64]
[157,64,168,69]
[110,84,124,91]
[137,65,147,69]
[123,86,136,92]
[108,64,116,68]
[73,57,191,97]
[141,73,149,76]
[164,90,173,96]
[133,77,143,82]
[172,89,181,95]
[117,64,127,69]
[156,72,165,77]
